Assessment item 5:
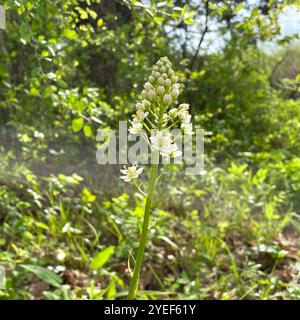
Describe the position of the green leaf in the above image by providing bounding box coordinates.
[183,10,195,25]
[57,79,68,89]
[0,63,5,76]
[145,8,153,18]
[234,4,245,12]
[97,18,103,27]
[90,246,115,269]
[158,235,178,250]
[83,124,93,137]
[132,1,144,6]
[87,9,97,20]
[80,10,88,20]
[82,187,96,202]
[26,2,33,11]
[153,16,164,24]
[106,280,116,299]
[20,265,62,288]
[63,29,77,39]
[41,50,49,57]
[181,4,187,18]
[19,21,31,43]
[72,118,83,132]
[208,3,217,10]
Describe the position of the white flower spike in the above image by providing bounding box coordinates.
[128,56,194,158]
[126,56,198,300]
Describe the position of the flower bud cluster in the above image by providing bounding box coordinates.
[141,56,180,108]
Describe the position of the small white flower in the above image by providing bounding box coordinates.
[179,103,189,111]
[181,122,193,135]
[168,108,178,118]
[162,113,170,125]
[129,121,143,135]
[136,100,150,111]
[168,143,182,158]
[134,109,149,122]
[120,165,143,182]
[178,110,191,124]
[136,102,145,110]
[56,251,66,262]
[178,104,191,124]
[150,130,180,158]
[150,130,172,151]
[56,265,66,272]
[161,142,182,158]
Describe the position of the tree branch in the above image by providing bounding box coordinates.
[189,0,209,71]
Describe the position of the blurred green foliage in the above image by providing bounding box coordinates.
[0,0,300,299]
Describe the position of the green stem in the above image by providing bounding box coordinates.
[127,163,158,299]
[132,180,147,197]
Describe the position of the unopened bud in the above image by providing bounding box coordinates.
[168,69,174,77]
[158,77,165,85]
[166,63,172,70]
[147,89,155,101]
[172,83,180,91]
[171,89,179,99]
[136,102,144,110]
[163,94,172,105]
[164,79,172,87]
[157,86,165,95]
[171,75,178,83]
[144,82,153,90]
[149,76,155,84]
[160,66,166,73]
[154,71,160,79]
